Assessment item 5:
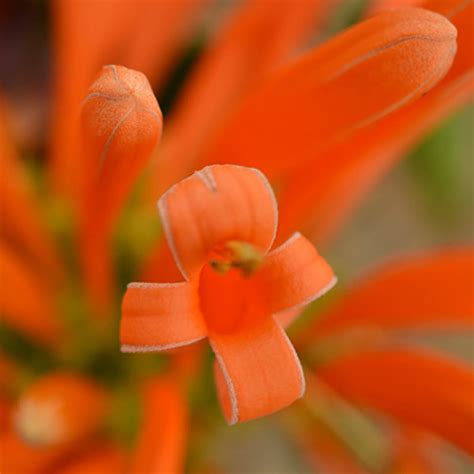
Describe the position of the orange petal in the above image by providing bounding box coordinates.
[53,443,125,474]
[120,0,210,88]
[304,247,474,343]
[277,0,472,242]
[14,372,108,446]
[0,99,63,280]
[158,165,278,280]
[202,8,457,181]
[120,282,207,352]
[130,378,188,474]
[259,232,336,327]
[79,65,162,310]
[80,65,162,226]
[0,241,62,347]
[0,429,72,474]
[151,0,339,196]
[318,348,474,454]
[140,238,187,283]
[296,424,369,474]
[0,395,11,431]
[392,429,456,474]
[210,316,305,424]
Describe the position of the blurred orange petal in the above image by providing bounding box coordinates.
[53,442,125,474]
[152,0,338,196]
[392,429,456,474]
[14,373,108,446]
[130,378,188,474]
[0,241,62,346]
[0,429,71,474]
[0,99,63,280]
[120,281,207,352]
[121,0,210,88]
[318,348,474,454]
[202,8,456,182]
[297,425,369,474]
[277,0,472,242]
[304,247,474,342]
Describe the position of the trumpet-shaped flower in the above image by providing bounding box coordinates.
[121,164,336,423]
[1,0,473,471]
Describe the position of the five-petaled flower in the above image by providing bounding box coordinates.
[121,164,336,424]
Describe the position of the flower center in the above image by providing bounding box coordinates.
[209,241,263,277]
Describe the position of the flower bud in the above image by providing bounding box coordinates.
[81,64,162,227]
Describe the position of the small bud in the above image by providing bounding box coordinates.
[81,64,162,227]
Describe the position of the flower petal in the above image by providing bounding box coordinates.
[158,164,278,280]
[303,248,474,343]
[210,316,305,424]
[277,0,472,242]
[0,430,72,474]
[258,233,336,326]
[318,348,474,454]
[0,100,63,280]
[151,0,338,197]
[0,241,62,347]
[130,378,188,474]
[54,443,125,474]
[202,8,457,181]
[120,282,207,352]
[78,65,162,310]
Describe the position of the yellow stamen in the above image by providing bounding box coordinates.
[210,241,263,277]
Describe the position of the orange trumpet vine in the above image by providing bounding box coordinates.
[121,164,336,424]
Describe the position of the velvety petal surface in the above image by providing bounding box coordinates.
[121,282,206,352]
[258,232,336,326]
[211,318,305,424]
[198,263,305,424]
[158,164,278,280]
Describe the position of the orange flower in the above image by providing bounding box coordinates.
[1,0,473,471]
[121,164,336,423]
